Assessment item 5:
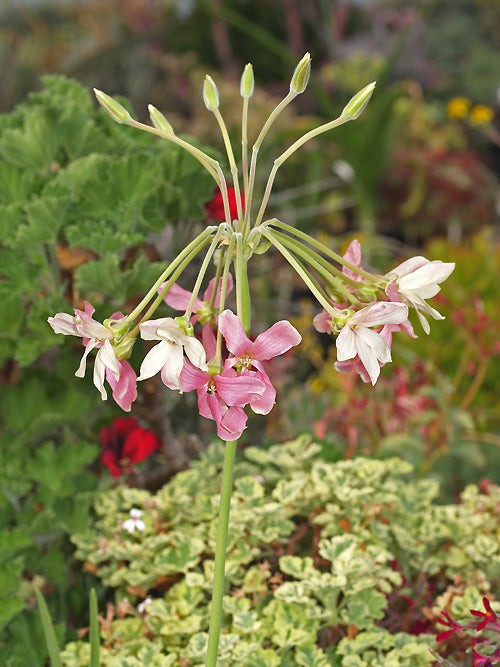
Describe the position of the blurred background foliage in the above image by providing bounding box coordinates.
[0,0,499,663]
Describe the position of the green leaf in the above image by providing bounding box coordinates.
[0,597,26,633]
[35,589,62,667]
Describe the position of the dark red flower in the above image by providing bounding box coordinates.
[205,184,244,222]
[100,417,161,477]
[471,597,498,631]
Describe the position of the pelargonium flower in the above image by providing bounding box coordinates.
[218,309,301,414]
[48,302,137,410]
[342,239,365,283]
[138,317,208,389]
[335,301,409,385]
[100,416,161,477]
[386,257,455,334]
[205,184,244,222]
[179,360,265,441]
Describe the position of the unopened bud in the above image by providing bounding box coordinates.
[148,105,175,134]
[290,53,311,94]
[203,75,220,111]
[240,63,254,98]
[341,82,376,120]
[93,89,132,124]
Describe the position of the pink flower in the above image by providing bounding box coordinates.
[386,256,455,334]
[335,301,409,385]
[48,302,137,410]
[218,309,301,414]
[179,360,265,441]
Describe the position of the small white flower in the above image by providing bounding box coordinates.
[138,318,208,389]
[137,596,153,614]
[335,301,408,385]
[122,508,145,534]
[387,257,455,334]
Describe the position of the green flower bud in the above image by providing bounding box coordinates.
[290,52,311,94]
[148,104,175,134]
[203,75,220,111]
[240,63,254,98]
[341,82,376,120]
[93,89,132,124]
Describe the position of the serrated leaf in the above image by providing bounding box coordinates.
[15,195,70,246]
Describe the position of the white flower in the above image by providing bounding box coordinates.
[335,301,408,385]
[387,257,455,334]
[138,318,208,389]
[137,596,153,614]
[122,508,145,534]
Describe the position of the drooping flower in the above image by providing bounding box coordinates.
[138,317,208,389]
[48,302,137,410]
[386,257,455,334]
[122,508,146,533]
[218,309,301,414]
[179,360,265,441]
[205,184,244,222]
[335,301,409,385]
[100,416,161,477]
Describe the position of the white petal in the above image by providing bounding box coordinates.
[93,352,108,400]
[355,334,382,385]
[357,327,391,364]
[336,326,357,361]
[160,343,184,389]
[184,337,208,371]
[75,340,98,378]
[138,340,170,380]
[350,301,408,327]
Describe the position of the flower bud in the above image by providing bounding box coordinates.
[240,63,254,98]
[148,104,175,134]
[341,82,376,120]
[290,52,311,94]
[202,75,220,111]
[93,89,132,124]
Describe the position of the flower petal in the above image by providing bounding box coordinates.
[138,340,170,381]
[251,320,302,360]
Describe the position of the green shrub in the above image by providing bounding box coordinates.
[62,436,500,665]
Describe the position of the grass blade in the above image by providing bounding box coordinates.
[34,588,62,667]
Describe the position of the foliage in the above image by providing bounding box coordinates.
[52,435,500,665]
[0,74,213,662]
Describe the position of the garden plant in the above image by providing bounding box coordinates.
[34,53,473,666]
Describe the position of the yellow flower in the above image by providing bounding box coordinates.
[447,97,471,120]
[469,104,495,126]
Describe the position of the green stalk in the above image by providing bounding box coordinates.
[214,233,236,366]
[205,439,238,667]
[212,108,244,227]
[184,225,227,322]
[253,116,350,227]
[259,227,340,315]
[89,589,100,667]
[122,227,217,327]
[269,229,362,305]
[243,90,297,233]
[235,234,251,334]
[263,218,378,281]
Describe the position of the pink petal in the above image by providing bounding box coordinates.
[179,359,209,392]
[251,320,302,360]
[245,365,276,415]
[162,282,203,312]
[218,310,251,357]
[342,239,364,282]
[202,323,217,360]
[204,273,233,306]
[313,310,333,333]
[215,372,265,407]
[106,361,137,412]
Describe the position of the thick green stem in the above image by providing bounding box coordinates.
[206,440,238,667]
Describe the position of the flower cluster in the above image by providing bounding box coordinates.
[48,55,454,441]
[436,597,500,665]
[313,240,454,385]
